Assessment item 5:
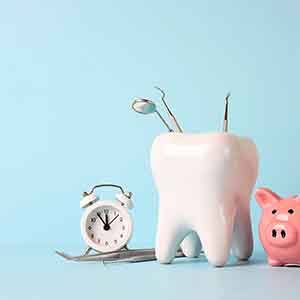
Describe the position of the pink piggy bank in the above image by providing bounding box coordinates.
[255,187,300,266]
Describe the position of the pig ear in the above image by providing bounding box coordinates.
[255,188,281,208]
[294,196,300,203]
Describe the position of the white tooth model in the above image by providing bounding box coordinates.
[151,132,258,267]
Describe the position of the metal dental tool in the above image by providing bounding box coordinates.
[222,92,230,132]
[56,248,189,263]
[132,98,173,132]
[154,86,183,133]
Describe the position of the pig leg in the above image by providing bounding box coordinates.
[180,231,202,258]
[268,258,284,267]
[231,202,253,261]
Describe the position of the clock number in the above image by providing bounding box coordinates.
[104,209,109,214]
[91,218,96,223]
[88,226,92,230]
[120,217,123,222]
[122,225,125,230]
[105,241,109,246]
[114,240,117,244]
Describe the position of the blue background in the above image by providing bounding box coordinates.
[1,1,300,299]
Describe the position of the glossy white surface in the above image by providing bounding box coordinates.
[116,193,134,209]
[81,200,133,252]
[80,193,98,209]
[151,132,259,266]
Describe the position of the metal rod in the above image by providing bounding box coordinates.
[223,92,230,132]
[56,248,158,262]
[154,86,183,133]
[155,110,173,132]
[89,184,124,195]
[84,247,92,256]
[55,248,205,263]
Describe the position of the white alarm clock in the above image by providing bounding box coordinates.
[80,184,134,253]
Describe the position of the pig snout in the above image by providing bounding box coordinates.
[266,221,297,247]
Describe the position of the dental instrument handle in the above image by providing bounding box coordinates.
[170,115,183,133]
[155,110,173,132]
[154,86,183,133]
[222,92,230,132]
[55,247,194,263]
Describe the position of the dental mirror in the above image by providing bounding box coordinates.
[132,98,173,132]
[132,99,156,114]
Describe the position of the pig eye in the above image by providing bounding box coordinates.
[272,209,277,214]
[288,209,294,214]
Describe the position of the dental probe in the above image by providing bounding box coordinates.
[154,86,183,133]
[223,92,230,132]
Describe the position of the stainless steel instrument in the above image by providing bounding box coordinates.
[223,92,230,132]
[154,86,183,132]
[56,248,193,263]
[132,98,173,132]
[132,87,183,133]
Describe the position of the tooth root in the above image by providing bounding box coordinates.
[231,204,253,260]
[180,231,202,258]
[199,229,233,267]
[195,204,236,267]
[155,215,188,264]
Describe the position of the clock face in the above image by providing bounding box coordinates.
[81,203,133,252]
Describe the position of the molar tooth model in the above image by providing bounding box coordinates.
[255,188,300,267]
[132,89,259,267]
[151,132,258,267]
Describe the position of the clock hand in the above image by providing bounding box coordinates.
[97,212,106,226]
[103,213,110,231]
[108,214,119,225]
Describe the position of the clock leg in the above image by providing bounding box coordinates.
[83,247,93,256]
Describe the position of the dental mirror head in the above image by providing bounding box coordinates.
[132,98,157,115]
[132,98,173,132]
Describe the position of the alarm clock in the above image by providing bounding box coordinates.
[80,184,134,253]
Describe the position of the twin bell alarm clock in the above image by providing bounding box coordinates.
[80,184,134,253]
